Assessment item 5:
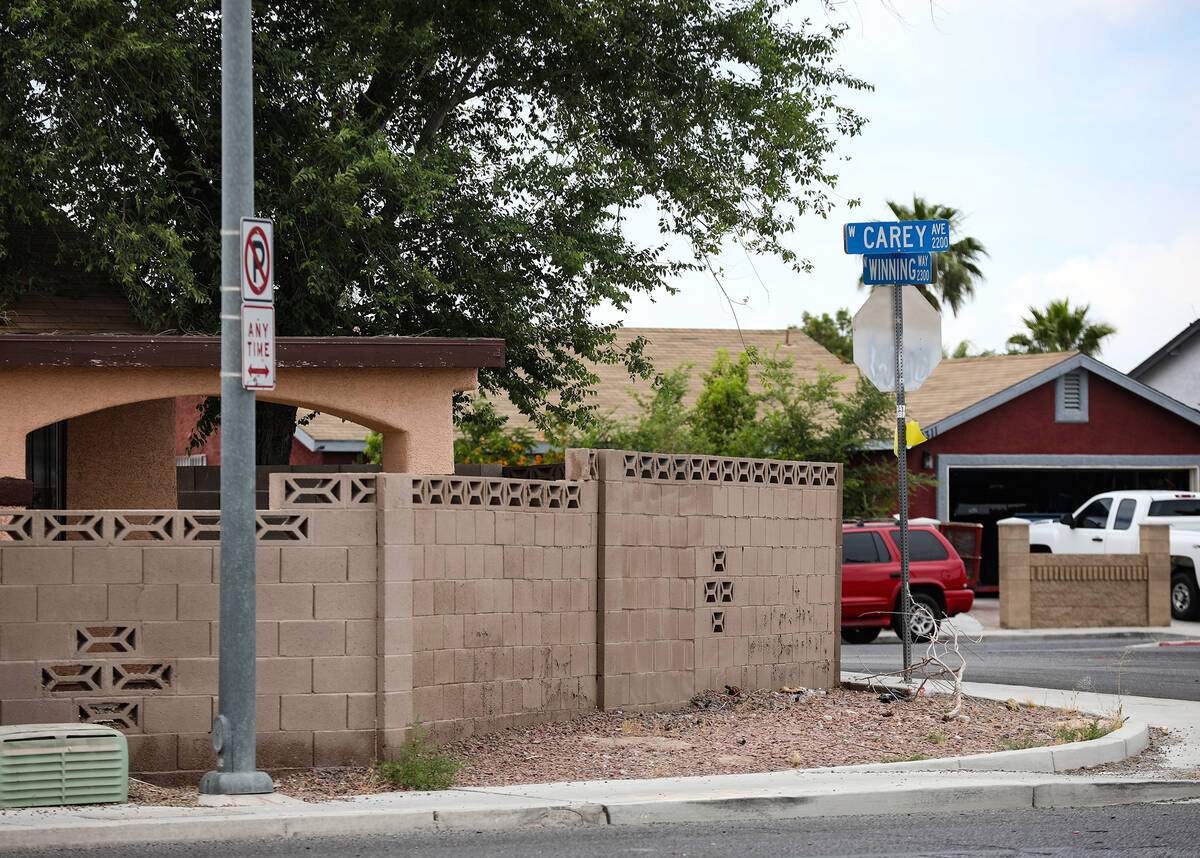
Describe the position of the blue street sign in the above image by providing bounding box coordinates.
[862,252,935,285]
[844,219,950,255]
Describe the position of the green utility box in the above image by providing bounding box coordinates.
[0,723,128,808]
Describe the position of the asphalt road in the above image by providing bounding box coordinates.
[841,634,1200,700]
[19,804,1200,857]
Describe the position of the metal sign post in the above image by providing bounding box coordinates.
[846,220,950,684]
[892,286,913,679]
[199,0,272,796]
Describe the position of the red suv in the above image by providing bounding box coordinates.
[840,522,974,644]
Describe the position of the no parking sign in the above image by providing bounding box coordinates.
[240,217,273,303]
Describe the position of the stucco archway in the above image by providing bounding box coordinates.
[0,335,504,508]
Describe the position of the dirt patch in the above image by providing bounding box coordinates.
[124,684,1122,806]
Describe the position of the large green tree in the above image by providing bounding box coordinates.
[869,196,987,316]
[0,1,869,456]
[1005,298,1116,357]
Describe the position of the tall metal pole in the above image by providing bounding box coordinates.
[199,0,273,796]
[893,285,912,681]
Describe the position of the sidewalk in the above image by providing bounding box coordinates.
[2,676,1199,852]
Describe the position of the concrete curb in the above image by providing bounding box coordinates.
[817,718,1148,774]
[4,776,1199,851]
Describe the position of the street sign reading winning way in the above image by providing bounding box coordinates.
[862,252,935,285]
[843,219,949,255]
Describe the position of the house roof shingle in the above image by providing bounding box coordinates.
[903,351,1077,426]
[490,327,856,428]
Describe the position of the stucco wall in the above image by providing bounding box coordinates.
[0,451,842,775]
[67,400,178,509]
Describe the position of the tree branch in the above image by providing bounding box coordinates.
[416,55,486,150]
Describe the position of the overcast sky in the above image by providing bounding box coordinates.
[594,0,1199,373]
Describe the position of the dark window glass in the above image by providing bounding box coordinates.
[843,531,882,564]
[1113,499,1137,531]
[890,529,949,561]
[1077,498,1111,529]
[1148,499,1200,516]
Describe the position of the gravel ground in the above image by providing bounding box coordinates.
[126,684,1120,806]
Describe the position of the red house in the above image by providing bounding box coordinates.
[891,352,1200,589]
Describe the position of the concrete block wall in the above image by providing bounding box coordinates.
[586,451,841,710]
[998,520,1170,628]
[392,474,600,742]
[2,453,843,774]
[0,507,378,774]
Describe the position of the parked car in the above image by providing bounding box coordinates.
[1025,490,1200,620]
[840,522,975,644]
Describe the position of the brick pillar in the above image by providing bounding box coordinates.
[997,518,1032,628]
[376,473,415,754]
[1141,523,1171,627]
[592,449,623,710]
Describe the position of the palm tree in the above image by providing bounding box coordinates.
[1005,298,1117,357]
[944,339,996,359]
[869,196,988,316]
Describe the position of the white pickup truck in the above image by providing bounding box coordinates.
[1025,490,1200,621]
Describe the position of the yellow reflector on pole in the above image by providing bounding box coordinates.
[894,420,927,456]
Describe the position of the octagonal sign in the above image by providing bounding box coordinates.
[853,285,942,392]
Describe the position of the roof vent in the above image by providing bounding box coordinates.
[1055,370,1089,423]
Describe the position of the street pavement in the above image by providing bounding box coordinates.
[2,610,1199,852]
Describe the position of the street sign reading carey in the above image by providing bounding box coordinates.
[862,252,935,285]
[843,219,950,255]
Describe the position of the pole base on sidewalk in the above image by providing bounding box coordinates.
[198,770,275,796]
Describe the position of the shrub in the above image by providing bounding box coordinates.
[1055,718,1117,744]
[374,723,463,791]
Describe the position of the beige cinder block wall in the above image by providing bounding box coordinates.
[376,472,600,744]
[0,497,380,775]
[585,450,841,712]
[998,519,1170,629]
[1,454,842,774]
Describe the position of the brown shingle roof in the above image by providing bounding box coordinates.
[488,327,855,428]
[905,351,1077,426]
